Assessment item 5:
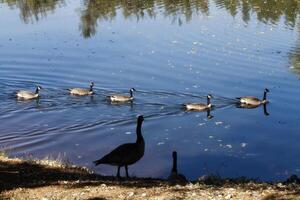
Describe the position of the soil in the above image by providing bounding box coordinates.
[0,156,299,200]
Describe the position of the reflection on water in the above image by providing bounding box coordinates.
[215,0,299,26]
[79,0,209,38]
[0,0,64,23]
[79,0,299,38]
[1,0,298,36]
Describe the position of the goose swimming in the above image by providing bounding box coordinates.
[16,85,42,100]
[184,94,212,111]
[107,88,136,102]
[236,88,269,106]
[93,115,145,178]
[68,82,94,96]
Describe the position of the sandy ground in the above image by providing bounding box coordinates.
[0,156,299,200]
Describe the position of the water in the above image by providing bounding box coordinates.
[0,0,300,181]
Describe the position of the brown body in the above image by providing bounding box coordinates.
[184,94,212,111]
[237,88,269,106]
[16,86,42,100]
[108,88,135,102]
[69,82,94,96]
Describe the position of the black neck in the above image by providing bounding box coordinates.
[136,120,143,142]
[172,153,178,173]
[35,87,39,94]
[89,85,93,92]
[263,91,267,101]
[130,90,133,98]
[207,96,210,105]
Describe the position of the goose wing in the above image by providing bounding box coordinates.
[238,96,261,105]
[184,103,207,110]
[94,143,143,166]
[108,94,131,101]
[69,88,91,95]
[16,91,37,99]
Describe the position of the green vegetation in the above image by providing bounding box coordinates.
[0,0,64,23]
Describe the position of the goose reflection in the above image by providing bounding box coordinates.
[236,102,270,116]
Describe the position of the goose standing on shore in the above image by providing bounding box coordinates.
[16,85,42,100]
[236,88,269,106]
[168,151,188,184]
[184,94,213,111]
[93,115,145,178]
[107,88,136,102]
[68,82,94,96]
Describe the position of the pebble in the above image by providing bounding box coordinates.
[141,193,147,197]
[127,192,134,197]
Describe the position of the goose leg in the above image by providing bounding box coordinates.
[117,166,121,178]
[125,165,129,178]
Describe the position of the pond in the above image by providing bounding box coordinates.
[0,0,300,181]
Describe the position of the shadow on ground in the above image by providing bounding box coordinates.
[0,158,164,192]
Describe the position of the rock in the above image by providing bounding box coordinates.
[127,192,134,197]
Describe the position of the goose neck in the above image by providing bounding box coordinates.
[263,91,267,101]
[136,121,143,142]
[172,154,178,173]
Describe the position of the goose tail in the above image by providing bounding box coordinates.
[93,159,103,166]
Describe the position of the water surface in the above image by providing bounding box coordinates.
[0,0,300,181]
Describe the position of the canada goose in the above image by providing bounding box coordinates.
[107,88,136,102]
[168,151,188,184]
[68,82,94,96]
[236,88,269,106]
[93,115,145,178]
[184,94,212,111]
[16,85,42,100]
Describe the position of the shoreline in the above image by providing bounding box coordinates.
[0,155,299,200]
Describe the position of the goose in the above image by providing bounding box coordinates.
[236,88,269,106]
[93,115,145,178]
[184,94,212,111]
[16,85,42,100]
[168,151,188,184]
[107,88,136,102]
[68,82,94,96]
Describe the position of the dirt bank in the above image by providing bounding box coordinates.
[0,156,299,200]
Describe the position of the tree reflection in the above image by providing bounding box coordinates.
[214,0,299,27]
[0,0,64,23]
[0,0,299,38]
[79,0,299,38]
[79,0,209,38]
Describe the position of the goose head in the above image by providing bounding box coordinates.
[90,82,95,87]
[130,88,136,92]
[35,85,42,94]
[264,88,269,93]
[207,94,213,99]
[137,115,144,123]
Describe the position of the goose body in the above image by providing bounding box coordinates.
[16,86,42,100]
[168,151,188,185]
[237,88,269,106]
[93,115,145,178]
[108,88,135,102]
[184,94,212,111]
[69,82,94,96]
